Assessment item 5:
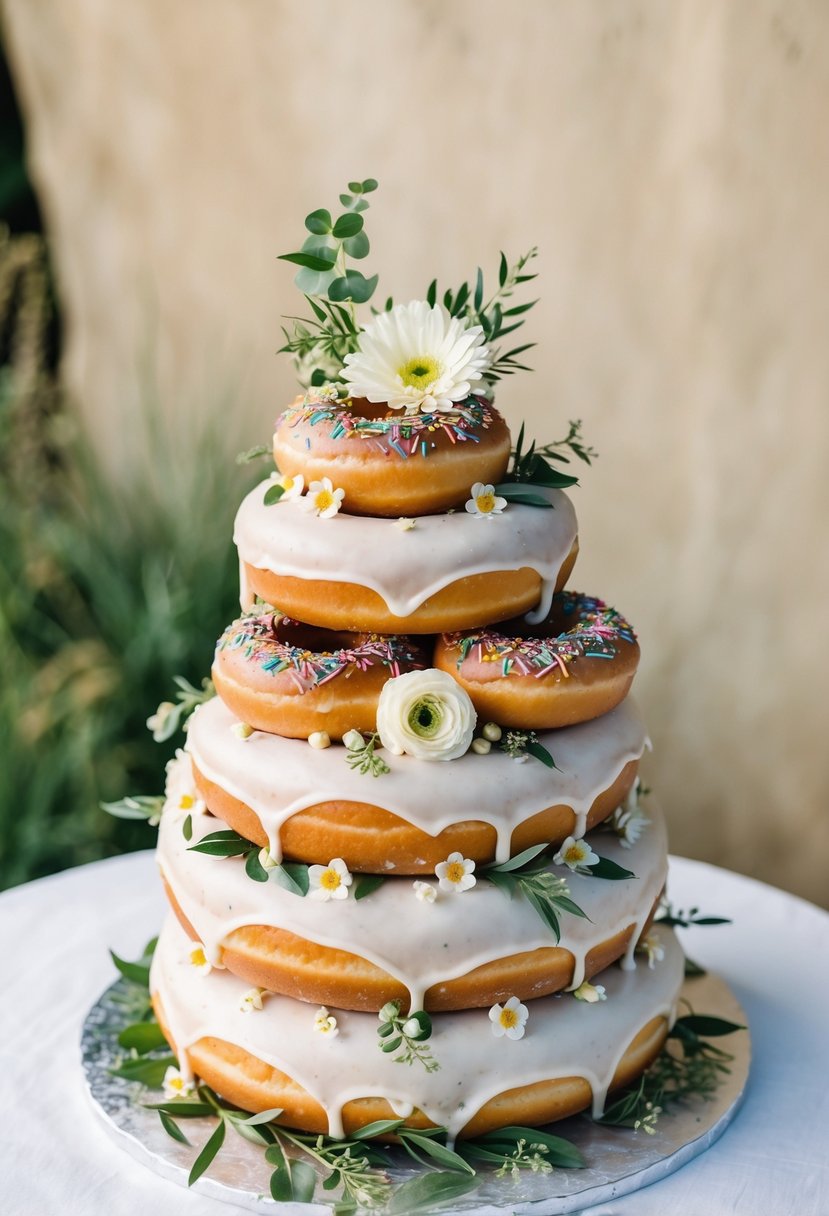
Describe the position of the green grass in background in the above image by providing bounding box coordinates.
[0,230,260,889]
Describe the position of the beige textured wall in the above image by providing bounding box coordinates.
[4,0,828,906]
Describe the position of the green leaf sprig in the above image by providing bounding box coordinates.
[482,845,588,941]
[499,729,557,768]
[655,903,732,929]
[501,420,597,499]
[377,1000,439,1073]
[426,248,539,389]
[278,179,379,388]
[187,827,310,892]
[101,793,164,823]
[595,1010,744,1134]
[344,730,390,777]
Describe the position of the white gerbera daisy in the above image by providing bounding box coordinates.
[342,301,491,415]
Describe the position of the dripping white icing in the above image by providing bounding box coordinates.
[157,762,668,1012]
[186,695,648,864]
[151,918,684,1141]
[233,479,578,618]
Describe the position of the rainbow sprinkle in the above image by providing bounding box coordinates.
[277,395,494,460]
[451,593,637,679]
[217,614,424,694]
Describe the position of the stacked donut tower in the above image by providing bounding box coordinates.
[151,287,685,1145]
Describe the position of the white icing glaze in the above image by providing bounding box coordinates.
[186,695,648,863]
[151,917,683,1140]
[157,766,668,1011]
[233,479,578,618]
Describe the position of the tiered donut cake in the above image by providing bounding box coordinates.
[151,396,684,1142]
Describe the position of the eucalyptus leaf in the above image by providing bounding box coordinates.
[343,230,370,259]
[305,208,332,235]
[332,212,364,239]
[188,1119,226,1186]
[328,270,378,304]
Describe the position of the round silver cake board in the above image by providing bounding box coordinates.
[81,970,750,1214]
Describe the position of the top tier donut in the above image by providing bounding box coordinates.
[274,396,511,517]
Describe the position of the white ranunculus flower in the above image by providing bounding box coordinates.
[341,300,491,415]
[376,669,476,762]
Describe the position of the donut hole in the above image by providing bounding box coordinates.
[272,618,358,656]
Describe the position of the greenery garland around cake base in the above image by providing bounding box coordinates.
[105,933,744,1214]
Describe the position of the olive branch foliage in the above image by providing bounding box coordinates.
[107,940,584,1211]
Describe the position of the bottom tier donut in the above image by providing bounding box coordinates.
[151,917,684,1141]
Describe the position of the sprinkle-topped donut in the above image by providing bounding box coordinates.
[434,592,640,729]
[272,394,511,516]
[212,613,426,739]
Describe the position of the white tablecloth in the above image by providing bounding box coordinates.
[1,852,826,1216]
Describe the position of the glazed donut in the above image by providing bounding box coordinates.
[273,395,511,517]
[435,592,640,729]
[151,917,683,1139]
[212,613,425,739]
[157,779,667,1012]
[187,694,648,873]
[234,477,580,635]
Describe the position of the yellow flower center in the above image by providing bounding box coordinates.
[499,1007,519,1029]
[282,475,295,491]
[315,489,335,512]
[169,1076,184,1091]
[320,867,342,891]
[398,355,441,388]
[445,861,466,885]
[190,946,207,969]
[179,794,194,809]
[475,492,496,514]
[564,844,584,865]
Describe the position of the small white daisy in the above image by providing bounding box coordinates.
[308,858,353,902]
[269,471,305,501]
[240,987,266,1013]
[465,482,508,519]
[573,980,607,1004]
[413,880,437,903]
[434,852,476,894]
[188,943,212,976]
[553,836,599,872]
[163,1066,195,1100]
[637,932,665,970]
[313,1006,339,1037]
[302,477,345,519]
[489,996,529,1040]
[146,700,176,741]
